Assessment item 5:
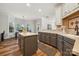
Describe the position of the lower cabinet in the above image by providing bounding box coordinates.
[24,35,38,56]
[38,32,75,56]
[38,32,57,47]
[62,37,75,56]
[18,35,24,53]
[50,34,57,47]
[57,35,63,55]
[63,41,73,56]
[44,33,50,44]
[38,32,45,42]
[18,35,38,56]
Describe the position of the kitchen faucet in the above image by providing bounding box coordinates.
[75,21,79,35]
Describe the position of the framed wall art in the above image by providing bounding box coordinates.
[68,17,79,29]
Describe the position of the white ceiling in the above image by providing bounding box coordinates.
[0,3,58,20]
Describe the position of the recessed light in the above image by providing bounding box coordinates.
[38,8,42,12]
[26,3,30,7]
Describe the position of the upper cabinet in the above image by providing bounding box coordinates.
[62,3,79,18]
[55,5,63,25]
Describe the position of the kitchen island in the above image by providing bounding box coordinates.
[38,30,79,56]
[18,32,38,56]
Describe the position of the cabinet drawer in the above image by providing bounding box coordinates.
[57,39,63,53]
[44,33,50,44]
[51,36,57,40]
[63,47,72,56]
[51,33,57,38]
[38,34,42,40]
[63,41,74,56]
[64,37,75,45]
[63,48,72,56]
[57,35,63,40]
[57,35,63,54]
[38,33,45,42]
[50,41,57,47]
[50,38,57,42]
[63,41,74,49]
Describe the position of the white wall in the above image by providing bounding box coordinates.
[0,13,8,33]
[0,12,16,39]
[0,12,9,39]
[40,17,56,31]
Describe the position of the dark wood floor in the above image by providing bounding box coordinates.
[0,38,61,56]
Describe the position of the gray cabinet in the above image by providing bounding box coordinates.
[38,32,57,47]
[57,35,75,56]
[38,32,46,43]
[50,34,57,47]
[38,32,49,45]
[63,37,75,56]
[38,32,75,56]
[63,41,73,56]
[18,34,38,56]
[38,32,43,42]
[24,35,38,56]
[64,37,75,45]
[57,35,63,54]
[45,33,50,44]
[18,34,24,53]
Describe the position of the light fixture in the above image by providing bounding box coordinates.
[26,3,30,7]
[38,8,42,12]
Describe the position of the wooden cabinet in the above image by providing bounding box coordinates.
[38,32,46,43]
[38,32,43,42]
[63,41,73,56]
[18,33,38,56]
[24,35,38,56]
[57,35,75,56]
[45,33,50,44]
[18,34,24,53]
[38,32,75,56]
[39,32,50,44]
[38,32,57,47]
[50,33,57,47]
[57,35,63,54]
[63,37,75,56]
[64,37,75,45]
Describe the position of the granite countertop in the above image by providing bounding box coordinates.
[39,30,79,55]
[19,32,38,37]
[39,30,79,40]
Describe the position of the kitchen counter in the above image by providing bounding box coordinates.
[39,30,79,40]
[18,32,38,56]
[39,30,79,55]
[19,32,38,37]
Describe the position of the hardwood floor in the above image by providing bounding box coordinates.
[0,39,21,56]
[0,38,61,56]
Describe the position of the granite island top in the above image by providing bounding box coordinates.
[39,30,79,56]
[19,32,38,37]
